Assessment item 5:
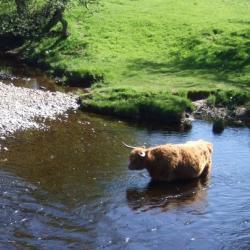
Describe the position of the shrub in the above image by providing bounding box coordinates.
[214,90,250,108]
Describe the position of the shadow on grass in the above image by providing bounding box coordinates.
[229,20,250,26]
[127,28,250,89]
[127,58,250,89]
[20,34,102,88]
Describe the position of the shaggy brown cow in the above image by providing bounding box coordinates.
[123,140,213,182]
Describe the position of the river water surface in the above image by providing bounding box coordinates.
[0,58,250,249]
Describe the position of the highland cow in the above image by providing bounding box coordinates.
[123,140,213,182]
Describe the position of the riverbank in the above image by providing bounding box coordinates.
[0,81,79,139]
[0,0,249,126]
[1,53,250,128]
[193,100,250,127]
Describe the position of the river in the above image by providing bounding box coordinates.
[0,57,250,249]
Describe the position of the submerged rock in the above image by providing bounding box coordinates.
[181,114,193,131]
[213,119,225,134]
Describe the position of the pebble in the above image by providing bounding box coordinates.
[0,82,79,137]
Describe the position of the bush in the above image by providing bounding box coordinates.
[214,90,250,108]
[0,0,70,38]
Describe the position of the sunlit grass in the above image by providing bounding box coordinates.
[23,0,250,90]
[13,0,250,121]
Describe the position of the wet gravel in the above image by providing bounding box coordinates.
[0,82,79,138]
[192,99,250,126]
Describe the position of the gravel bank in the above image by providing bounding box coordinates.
[0,82,79,137]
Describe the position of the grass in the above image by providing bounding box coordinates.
[3,0,250,123]
[80,88,193,124]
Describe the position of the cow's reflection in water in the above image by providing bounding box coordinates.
[126,176,210,212]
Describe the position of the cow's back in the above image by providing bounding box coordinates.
[147,141,212,181]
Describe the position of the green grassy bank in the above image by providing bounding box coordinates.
[4,0,250,123]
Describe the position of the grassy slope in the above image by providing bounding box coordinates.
[19,0,250,122]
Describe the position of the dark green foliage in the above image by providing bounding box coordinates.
[64,70,104,87]
[187,90,210,101]
[0,0,67,38]
[205,90,250,109]
[214,90,250,108]
[0,0,98,38]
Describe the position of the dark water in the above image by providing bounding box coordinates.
[0,58,250,249]
[0,57,54,90]
[0,56,75,92]
[0,114,249,249]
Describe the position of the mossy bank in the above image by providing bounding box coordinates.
[1,0,250,125]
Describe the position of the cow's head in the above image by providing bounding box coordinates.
[122,142,147,170]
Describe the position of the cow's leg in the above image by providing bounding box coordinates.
[200,161,212,177]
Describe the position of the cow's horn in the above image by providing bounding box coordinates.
[122,142,136,149]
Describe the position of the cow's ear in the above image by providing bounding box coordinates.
[138,151,146,157]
